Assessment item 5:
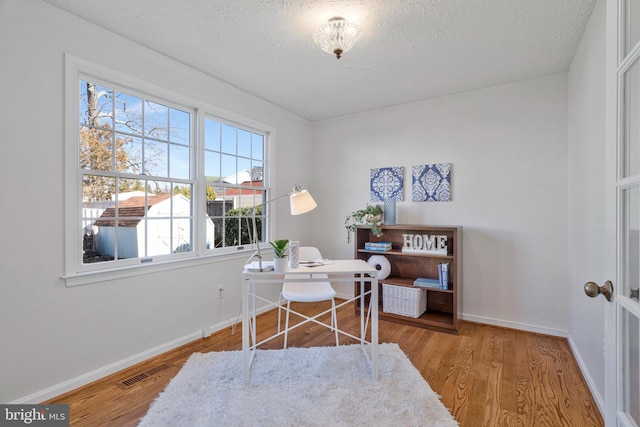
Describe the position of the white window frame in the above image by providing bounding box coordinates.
[63,54,275,286]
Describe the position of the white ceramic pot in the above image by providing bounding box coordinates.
[273,257,288,273]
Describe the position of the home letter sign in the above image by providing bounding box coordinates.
[401,234,448,254]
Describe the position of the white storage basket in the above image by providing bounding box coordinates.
[382,283,427,318]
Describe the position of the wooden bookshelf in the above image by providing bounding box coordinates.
[354,224,462,334]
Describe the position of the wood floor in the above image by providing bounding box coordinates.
[46,301,603,426]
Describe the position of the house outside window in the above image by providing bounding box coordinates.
[64,56,272,285]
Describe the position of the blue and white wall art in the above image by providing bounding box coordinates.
[412,163,451,202]
[370,167,404,202]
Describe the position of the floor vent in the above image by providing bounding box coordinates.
[118,363,172,389]
[145,363,171,376]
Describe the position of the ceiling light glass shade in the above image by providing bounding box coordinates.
[290,189,317,215]
[313,16,361,59]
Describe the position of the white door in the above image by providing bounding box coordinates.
[601,1,640,425]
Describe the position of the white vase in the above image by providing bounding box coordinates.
[273,257,288,273]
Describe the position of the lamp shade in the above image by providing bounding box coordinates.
[290,189,317,215]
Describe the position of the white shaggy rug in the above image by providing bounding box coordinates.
[139,343,458,427]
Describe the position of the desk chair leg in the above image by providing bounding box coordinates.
[277,293,284,334]
[284,300,291,349]
[331,298,339,346]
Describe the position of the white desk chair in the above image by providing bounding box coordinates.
[278,246,339,349]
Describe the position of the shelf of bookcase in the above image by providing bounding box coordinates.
[354,224,462,334]
[381,275,454,294]
[357,248,454,260]
[355,305,455,332]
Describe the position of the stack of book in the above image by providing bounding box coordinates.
[364,241,392,252]
[413,278,441,289]
[414,262,450,290]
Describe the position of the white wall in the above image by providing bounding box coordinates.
[0,0,313,403]
[0,0,606,409]
[311,74,570,335]
[567,0,607,409]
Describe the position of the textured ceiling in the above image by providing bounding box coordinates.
[42,0,595,121]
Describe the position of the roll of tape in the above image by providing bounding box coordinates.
[367,255,391,280]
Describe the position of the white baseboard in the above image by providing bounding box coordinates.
[10,330,201,404]
[461,313,568,337]
[10,310,268,404]
[566,335,606,418]
[13,308,580,405]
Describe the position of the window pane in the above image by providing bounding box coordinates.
[252,133,264,160]
[145,101,169,140]
[80,127,113,171]
[114,92,142,135]
[118,177,145,194]
[252,161,264,180]
[622,307,640,425]
[170,108,190,144]
[149,180,171,195]
[147,218,172,256]
[82,174,115,202]
[222,203,262,247]
[622,58,640,177]
[173,217,193,253]
[117,135,142,174]
[205,151,221,181]
[238,189,266,243]
[205,118,220,151]
[221,123,236,154]
[623,186,640,301]
[170,143,190,179]
[221,153,237,179]
[237,157,251,177]
[80,81,113,129]
[238,128,251,158]
[145,140,168,177]
[173,184,193,217]
[206,185,228,249]
[82,176,115,264]
[624,0,640,57]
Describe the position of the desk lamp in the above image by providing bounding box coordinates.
[245,185,317,272]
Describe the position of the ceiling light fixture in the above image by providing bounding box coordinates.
[313,16,361,59]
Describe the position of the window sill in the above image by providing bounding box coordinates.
[63,249,259,287]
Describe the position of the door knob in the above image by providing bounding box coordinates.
[584,280,614,302]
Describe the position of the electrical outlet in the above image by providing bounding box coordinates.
[216,286,224,299]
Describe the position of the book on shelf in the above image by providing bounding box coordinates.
[364,241,392,251]
[364,246,391,252]
[413,277,441,289]
[438,262,449,290]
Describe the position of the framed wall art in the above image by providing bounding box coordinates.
[370,167,404,202]
[412,163,451,202]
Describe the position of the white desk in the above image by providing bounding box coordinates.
[242,259,378,385]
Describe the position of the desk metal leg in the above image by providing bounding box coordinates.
[371,276,378,380]
[242,276,250,385]
[359,275,365,346]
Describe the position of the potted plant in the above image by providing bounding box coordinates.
[345,204,384,243]
[269,239,289,273]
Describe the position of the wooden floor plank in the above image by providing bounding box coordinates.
[45,302,603,427]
